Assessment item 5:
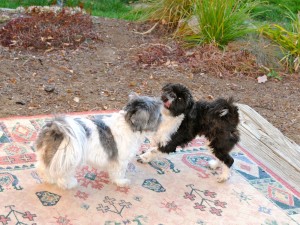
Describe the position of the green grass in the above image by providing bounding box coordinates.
[250,0,300,22]
[0,0,50,8]
[0,0,137,20]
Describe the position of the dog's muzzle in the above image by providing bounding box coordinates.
[161,95,171,108]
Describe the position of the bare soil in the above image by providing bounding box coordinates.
[0,12,299,144]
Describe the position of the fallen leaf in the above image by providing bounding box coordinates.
[44,47,54,53]
[10,78,17,84]
[101,90,110,97]
[207,95,214,100]
[129,81,136,87]
[73,97,80,103]
[165,59,171,66]
[257,75,268,83]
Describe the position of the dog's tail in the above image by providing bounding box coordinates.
[209,97,239,118]
[35,117,87,178]
[209,97,240,143]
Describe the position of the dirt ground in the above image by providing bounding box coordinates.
[0,13,299,145]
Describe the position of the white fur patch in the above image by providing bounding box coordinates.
[150,108,184,147]
[219,109,229,117]
[137,147,162,163]
[208,159,220,170]
[137,109,184,163]
[217,163,231,182]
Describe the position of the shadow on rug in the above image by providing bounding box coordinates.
[0,112,299,225]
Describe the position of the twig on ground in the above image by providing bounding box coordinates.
[134,22,158,35]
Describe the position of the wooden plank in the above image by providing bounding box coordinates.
[237,103,300,193]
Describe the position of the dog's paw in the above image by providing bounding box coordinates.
[137,150,156,163]
[114,178,131,187]
[136,150,146,157]
[208,159,220,170]
[136,155,150,164]
[42,176,55,184]
[216,165,231,183]
[57,177,78,189]
[217,173,230,183]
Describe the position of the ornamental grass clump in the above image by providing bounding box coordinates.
[181,0,258,48]
[260,10,300,72]
[137,0,195,30]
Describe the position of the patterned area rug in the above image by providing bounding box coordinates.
[0,112,299,225]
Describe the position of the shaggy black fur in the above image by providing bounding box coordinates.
[158,83,240,168]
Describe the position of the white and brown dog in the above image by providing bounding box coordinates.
[36,93,162,189]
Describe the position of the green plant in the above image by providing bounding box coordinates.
[136,0,195,29]
[182,0,259,48]
[260,10,300,72]
[0,0,136,20]
[250,0,300,22]
[267,69,282,80]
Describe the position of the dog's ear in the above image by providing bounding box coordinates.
[128,92,139,100]
[189,104,197,119]
[162,83,172,90]
[129,109,149,132]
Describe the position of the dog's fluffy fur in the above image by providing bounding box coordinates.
[138,83,240,182]
[36,93,162,189]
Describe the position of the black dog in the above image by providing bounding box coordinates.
[138,83,240,182]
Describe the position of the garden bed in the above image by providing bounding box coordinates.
[0,9,299,144]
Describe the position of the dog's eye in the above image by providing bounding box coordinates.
[170,93,176,98]
[178,97,182,100]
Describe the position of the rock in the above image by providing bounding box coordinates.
[44,85,55,92]
[177,15,200,35]
[0,15,10,23]
[16,100,26,105]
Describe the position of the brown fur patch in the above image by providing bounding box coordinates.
[36,122,64,167]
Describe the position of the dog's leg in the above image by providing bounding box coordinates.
[137,147,162,163]
[57,176,78,189]
[36,152,78,189]
[216,154,234,182]
[211,150,234,182]
[206,144,221,170]
[108,162,131,187]
[208,158,220,170]
[207,139,234,182]
[217,163,231,183]
[35,159,57,184]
